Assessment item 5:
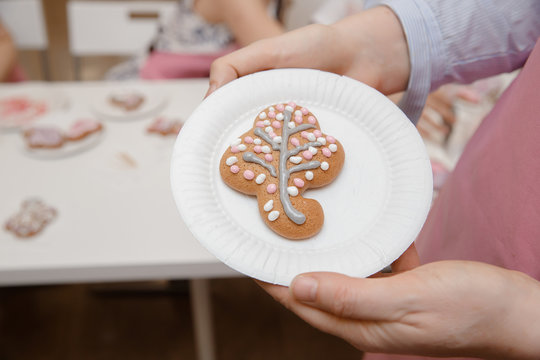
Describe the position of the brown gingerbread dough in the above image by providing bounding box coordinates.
[220,102,344,240]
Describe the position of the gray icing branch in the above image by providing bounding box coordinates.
[243,152,277,177]
[289,161,321,174]
[288,141,322,157]
[289,123,316,135]
[254,128,280,150]
[279,109,315,225]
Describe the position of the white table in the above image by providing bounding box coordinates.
[0,80,239,360]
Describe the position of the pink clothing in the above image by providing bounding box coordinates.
[364,39,540,360]
[5,65,26,82]
[139,46,236,80]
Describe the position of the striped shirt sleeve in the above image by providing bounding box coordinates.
[365,0,540,123]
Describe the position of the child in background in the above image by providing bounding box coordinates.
[107,0,286,80]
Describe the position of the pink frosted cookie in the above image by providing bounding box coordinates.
[5,198,57,238]
[146,117,183,136]
[219,103,345,240]
[109,91,145,111]
[66,119,103,141]
[23,126,64,149]
[0,96,47,128]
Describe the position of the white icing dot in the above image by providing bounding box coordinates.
[287,186,299,196]
[268,210,280,221]
[308,146,317,155]
[231,138,241,146]
[307,133,316,142]
[263,199,273,212]
[274,136,282,144]
[294,110,302,116]
[329,144,338,152]
[237,144,247,151]
[289,156,302,164]
[253,138,262,145]
[259,112,267,119]
[276,113,284,121]
[321,162,329,171]
[225,156,238,166]
[261,145,271,154]
[269,107,275,112]
[265,126,273,133]
[317,137,326,145]
[285,105,294,112]
[305,171,314,180]
[256,173,266,184]
[263,120,271,126]
[288,122,295,129]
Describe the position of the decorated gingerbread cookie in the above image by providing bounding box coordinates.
[109,91,145,112]
[147,117,183,136]
[23,126,65,149]
[66,118,103,141]
[219,102,344,239]
[5,198,57,238]
[0,96,47,129]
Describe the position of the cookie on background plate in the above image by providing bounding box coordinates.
[5,198,57,238]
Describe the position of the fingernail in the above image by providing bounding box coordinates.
[291,276,318,302]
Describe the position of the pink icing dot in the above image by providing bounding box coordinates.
[301,107,309,115]
[266,183,277,194]
[243,170,255,180]
[244,136,253,144]
[308,116,316,124]
[288,101,296,108]
[276,104,285,112]
[326,135,336,144]
[290,137,300,146]
[268,111,276,119]
[254,145,262,153]
[300,131,309,139]
[231,146,240,153]
[322,148,332,157]
[293,178,305,188]
[302,150,313,160]
[313,130,322,138]
[294,115,303,124]
[256,121,265,128]
[269,132,276,138]
[230,165,239,174]
[272,120,281,129]
[264,154,273,162]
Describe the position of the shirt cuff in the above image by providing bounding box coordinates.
[365,0,444,124]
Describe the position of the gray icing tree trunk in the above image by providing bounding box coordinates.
[242,108,322,225]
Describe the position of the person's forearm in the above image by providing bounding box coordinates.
[221,0,283,46]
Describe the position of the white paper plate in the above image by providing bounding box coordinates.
[91,87,167,121]
[20,113,104,160]
[171,69,432,286]
[0,88,69,131]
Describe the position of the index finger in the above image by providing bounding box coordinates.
[205,39,278,98]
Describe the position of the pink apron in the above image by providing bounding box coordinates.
[365,39,540,360]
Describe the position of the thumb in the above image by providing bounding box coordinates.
[290,272,404,321]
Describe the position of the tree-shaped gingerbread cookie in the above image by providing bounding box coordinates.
[220,102,344,239]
